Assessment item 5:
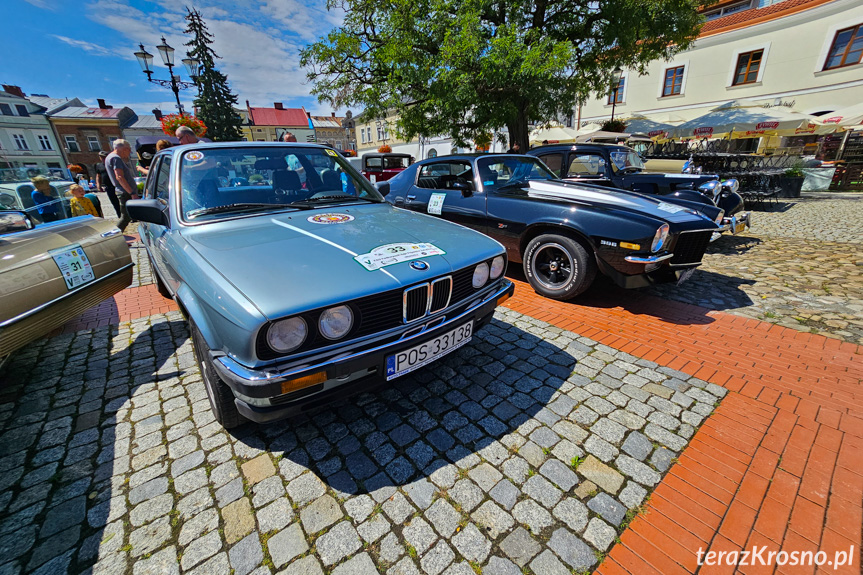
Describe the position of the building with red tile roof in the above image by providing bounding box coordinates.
[47,99,136,175]
[242,101,315,143]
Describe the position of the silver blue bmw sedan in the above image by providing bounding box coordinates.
[128,143,513,428]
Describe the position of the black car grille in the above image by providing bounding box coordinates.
[256,263,490,360]
[670,230,713,265]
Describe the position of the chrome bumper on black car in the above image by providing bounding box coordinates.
[211,279,514,422]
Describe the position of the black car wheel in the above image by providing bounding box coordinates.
[524,234,596,300]
[190,320,247,429]
[148,253,171,299]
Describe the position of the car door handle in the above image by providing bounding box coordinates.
[100,228,122,238]
[407,195,416,201]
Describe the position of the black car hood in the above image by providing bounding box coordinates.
[525,180,712,224]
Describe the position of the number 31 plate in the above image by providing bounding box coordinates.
[386,321,473,380]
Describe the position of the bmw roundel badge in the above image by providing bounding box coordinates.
[410,261,429,271]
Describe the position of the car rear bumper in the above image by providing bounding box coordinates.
[211,279,515,423]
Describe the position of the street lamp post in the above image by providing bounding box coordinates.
[134,37,200,115]
[610,67,623,123]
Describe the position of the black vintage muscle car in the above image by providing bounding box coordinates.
[382,154,721,301]
[526,143,751,235]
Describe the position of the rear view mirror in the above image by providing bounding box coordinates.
[452,181,473,197]
[376,182,390,196]
[127,199,169,227]
[0,211,33,236]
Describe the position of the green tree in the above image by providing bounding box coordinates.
[184,8,243,141]
[301,0,708,150]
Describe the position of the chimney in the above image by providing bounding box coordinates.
[97,98,110,109]
[2,85,25,98]
[274,102,284,110]
[331,112,336,118]
[152,108,163,121]
[306,111,311,119]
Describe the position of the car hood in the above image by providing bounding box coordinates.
[180,203,504,320]
[526,180,711,224]
[622,171,718,184]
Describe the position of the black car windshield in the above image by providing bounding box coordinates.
[180,146,382,220]
[609,150,645,173]
[477,156,557,190]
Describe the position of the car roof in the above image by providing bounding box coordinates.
[416,153,534,164]
[528,143,632,153]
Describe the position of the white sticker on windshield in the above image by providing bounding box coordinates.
[656,202,689,214]
[354,243,446,271]
[428,193,446,215]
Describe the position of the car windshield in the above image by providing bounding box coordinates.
[180,146,383,220]
[365,155,411,170]
[609,150,645,173]
[476,156,557,190]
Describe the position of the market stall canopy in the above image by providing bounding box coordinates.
[820,102,863,129]
[669,100,835,140]
[619,114,678,139]
[575,131,653,143]
[528,126,579,145]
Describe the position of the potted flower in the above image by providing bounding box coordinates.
[378,144,392,153]
[779,162,805,198]
[161,113,208,138]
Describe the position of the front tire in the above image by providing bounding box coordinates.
[190,320,247,429]
[523,234,597,301]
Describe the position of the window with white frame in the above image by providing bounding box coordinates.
[88,136,101,151]
[377,124,384,140]
[108,136,118,149]
[65,135,80,152]
[37,134,52,151]
[12,134,29,150]
[360,128,366,143]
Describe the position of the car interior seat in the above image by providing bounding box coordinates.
[320,170,341,190]
[273,170,302,193]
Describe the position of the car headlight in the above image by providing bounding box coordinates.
[319,305,354,340]
[651,223,669,252]
[490,255,505,279]
[722,178,739,193]
[698,180,721,199]
[472,262,490,288]
[714,209,725,225]
[267,317,307,353]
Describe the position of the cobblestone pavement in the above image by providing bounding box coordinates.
[0,308,726,575]
[642,193,863,344]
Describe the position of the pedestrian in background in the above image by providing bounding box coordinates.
[95,151,121,218]
[67,184,100,217]
[105,139,138,232]
[176,126,199,145]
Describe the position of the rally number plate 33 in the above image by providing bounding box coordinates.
[386,321,473,380]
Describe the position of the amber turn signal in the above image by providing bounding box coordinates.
[496,292,512,307]
[280,371,327,395]
[620,242,641,250]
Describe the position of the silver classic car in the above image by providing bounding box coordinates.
[128,143,513,428]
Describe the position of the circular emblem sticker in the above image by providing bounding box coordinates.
[185,151,204,162]
[410,261,429,271]
[307,213,355,225]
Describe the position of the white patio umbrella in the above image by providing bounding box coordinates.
[819,102,863,128]
[619,114,678,139]
[669,100,829,140]
[529,125,579,145]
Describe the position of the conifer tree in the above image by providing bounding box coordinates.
[184,8,242,141]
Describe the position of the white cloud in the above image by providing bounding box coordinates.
[260,0,343,41]
[24,0,56,9]
[53,35,115,57]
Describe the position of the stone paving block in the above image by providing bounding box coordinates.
[471,500,515,539]
[583,517,617,551]
[257,497,294,534]
[484,556,521,575]
[644,423,687,452]
[129,516,172,558]
[383,492,415,524]
[512,499,552,534]
[222,497,254,544]
[584,434,618,462]
[131,545,179,575]
[268,522,308,568]
[421,540,455,575]
[619,482,648,509]
[616,454,662,487]
[548,528,595,571]
[357,513,389,543]
[552,497,589,532]
[331,552,376,575]
[539,459,578,491]
[529,549,570,575]
[522,474,562,507]
[587,492,627,526]
[404,516,438,555]
[499,526,540,567]
[179,507,219,546]
[404,478,436,510]
[452,523,491,563]
[316,521,361,566]
[425,498,461,538]
[621,430,653,461]
[450,479,483,512]
[241,455,276,486]
[229,532,263,575]
[573,480,597,500]
[577,455,624,494]
[552,420,588,444]
[287,473,326,507]
[300,495,342,535]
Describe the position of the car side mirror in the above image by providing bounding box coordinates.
[127,199,169,227]
[452,181,473,197]
[376,182,390,196]
[0,210,33,235]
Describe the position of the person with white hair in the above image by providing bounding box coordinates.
[176,126,199,145]
[104,138,138,232]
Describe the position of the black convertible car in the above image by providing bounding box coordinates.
[382,154,721,300]
[527,143,750,235]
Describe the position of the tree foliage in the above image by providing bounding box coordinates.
[301,0,708,149]
[184,8,243,141]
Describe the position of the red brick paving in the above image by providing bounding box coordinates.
[504,280,862,575]
[59,284,178,333]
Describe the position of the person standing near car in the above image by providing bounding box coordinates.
[95,151,121,218]
[105,139,138,232]
[176,126,199,145]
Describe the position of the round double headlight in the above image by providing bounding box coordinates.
[490,255,505,279]
[472,262,490,288]
[698,180,721,199]
[319,305,354,340]
[651,223,670,252]
[267,317,307,353]
[722,178,740,193]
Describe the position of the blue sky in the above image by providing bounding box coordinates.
[3,0,346,117]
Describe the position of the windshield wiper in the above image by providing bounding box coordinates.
[186,203,288,219]
[288,195,376,207]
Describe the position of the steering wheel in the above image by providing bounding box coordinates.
[0,193,18,210]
